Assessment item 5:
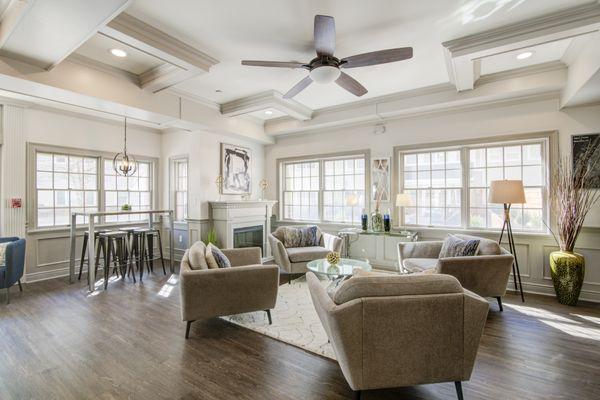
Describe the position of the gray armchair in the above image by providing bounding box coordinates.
[398,234,514,311]
[179,245,279,338]
[307,271,489,399]
[268,226,343,274]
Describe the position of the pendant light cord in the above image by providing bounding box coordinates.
[123,117,128,154]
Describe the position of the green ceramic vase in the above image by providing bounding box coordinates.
[371,210,384,232]
[549,251,585,306]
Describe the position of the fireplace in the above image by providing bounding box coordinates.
[209,200,277,261]
[234,225,264,253]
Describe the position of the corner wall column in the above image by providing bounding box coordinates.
[0,105,26,238]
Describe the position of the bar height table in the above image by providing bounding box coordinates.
[69,209,175,291]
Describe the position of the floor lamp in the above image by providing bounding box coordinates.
[489,180,525,302]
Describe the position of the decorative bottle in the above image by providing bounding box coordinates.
[371,208,384,232]
[384,209,391,232]
[361,209,368,231]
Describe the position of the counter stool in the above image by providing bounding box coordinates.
[133,228,166,280]
[78,230,110,282]
[99,231,129,290]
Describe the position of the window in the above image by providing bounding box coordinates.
[403,150,462,227]
[36,152,98,227]
[399,137,548,233]
[468,143,544,231]
[174,159,188,221]
[32,145,155,228]
[282,161,320,221]
[104,160,152,223]
[281,154,366,224]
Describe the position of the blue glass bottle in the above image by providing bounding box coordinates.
[384,209,391,232]
[361,209,368,231]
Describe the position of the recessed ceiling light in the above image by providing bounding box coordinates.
[264,110,273,115]
[215,89,222,93]
[516,51,533,60]
[110,48,127,58]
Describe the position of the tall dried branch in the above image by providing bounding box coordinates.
[551,138,600,252]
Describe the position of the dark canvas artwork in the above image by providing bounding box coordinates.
[572,134,600,189]
[221,143,252,194]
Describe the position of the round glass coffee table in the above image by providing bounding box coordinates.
[306,258,372,279]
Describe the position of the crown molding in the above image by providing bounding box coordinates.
[443,2,600,56]
[442,3,600,92]
[166,87,220,111]
[66,53,139,83]
[476,61,567,85]
[102,13,218,72]
[220,90,313,121]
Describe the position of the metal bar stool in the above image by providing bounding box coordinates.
[78,230,110,283]
[119,227,141,282]
[99,231,129,290]
[133,227,166,280]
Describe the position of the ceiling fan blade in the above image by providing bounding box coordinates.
[341,47,413,69]
[335,71,368,97]
[314,15,335,56]
[283,75,313,99]
[241,60,307,69]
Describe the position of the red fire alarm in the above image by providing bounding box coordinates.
[11,198,22,208]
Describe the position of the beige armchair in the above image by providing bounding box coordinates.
[268,226,343,274]
[307,272,489,399]
[398,234,514,311]
[179,246,279,338]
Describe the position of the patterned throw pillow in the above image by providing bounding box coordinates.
[0,242,7,266]
[439,234,480,258]
[205,243,231,269]
[283,226,319,248]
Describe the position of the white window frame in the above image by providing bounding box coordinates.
[396,133,554,234]
[27,143,158,230]
[170,156,189,222]
[278,150,370,225]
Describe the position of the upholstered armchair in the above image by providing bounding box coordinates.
[179,245,279,338]
[307,272,489,399]
[0,237,26,304]
[268,226,343,274]
[398,233,514,311]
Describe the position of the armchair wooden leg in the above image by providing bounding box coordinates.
[5,287,9,305]
[455,381,464,400]
[352,390,361,400]
[18,280,23,292]
[185,320,195,339]
[496,296,503,312]
[265,309,272,325]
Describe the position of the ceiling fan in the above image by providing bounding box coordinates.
[241,15,413,99]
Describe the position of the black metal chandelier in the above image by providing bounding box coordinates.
[113,117,137,177]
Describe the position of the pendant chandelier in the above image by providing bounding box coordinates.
[113,117,137,177]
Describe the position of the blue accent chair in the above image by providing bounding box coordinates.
[0,237,26,304]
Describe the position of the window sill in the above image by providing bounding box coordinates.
[405,225,553,239]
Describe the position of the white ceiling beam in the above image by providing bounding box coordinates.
[221,90,313,121]
[264,65,566,136]
[0,0,132,70]
[98,13,219,93]
[442,2,600,92]
[561,31,600,107]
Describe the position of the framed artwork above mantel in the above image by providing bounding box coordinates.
[221,143,252,195]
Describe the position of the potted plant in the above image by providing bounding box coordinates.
[549,141,600,306]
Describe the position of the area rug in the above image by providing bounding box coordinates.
[223,276,336,360]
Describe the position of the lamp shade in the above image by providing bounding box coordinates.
[396,193,413,207]
[346,193,359,207]
[489,180,526,204]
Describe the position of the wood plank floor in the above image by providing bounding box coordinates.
[1,271,599,400]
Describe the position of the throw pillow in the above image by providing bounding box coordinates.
[188,241,209,270]
[326,275,352,300]
[439,234,480,258]
[283,226,319,248]
[0,242,7,266]
[206,243,231,269]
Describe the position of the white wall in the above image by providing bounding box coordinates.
[1,105,162,282]
[264,97,600,302]
[161,129,266,220]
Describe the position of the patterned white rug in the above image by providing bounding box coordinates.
[223,276,336,360]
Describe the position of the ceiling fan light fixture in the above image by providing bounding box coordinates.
[310,65,341,84]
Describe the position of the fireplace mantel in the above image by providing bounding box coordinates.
[209,200,277,260]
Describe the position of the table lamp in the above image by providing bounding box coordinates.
[489,179,525,302]
[396,193,412,235]
[346,193,359,207]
